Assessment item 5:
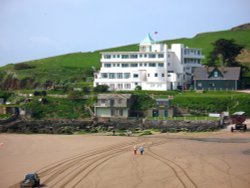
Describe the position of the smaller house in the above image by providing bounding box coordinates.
[0,106,6,114]
[94,94,134,118]
[193,67,241,90]
[0,106,19,115]
[148,98,174,118]
[0,98,4,105]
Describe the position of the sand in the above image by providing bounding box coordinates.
[1,129,250,188]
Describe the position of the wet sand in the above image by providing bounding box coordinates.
[1,130,250,188]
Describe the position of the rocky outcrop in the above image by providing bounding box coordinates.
[1,76,38,90]
[231,23,250,31]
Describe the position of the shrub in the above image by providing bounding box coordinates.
[139,130,152,136]
[34,91,47,96]
[135,85,142,91]
[14,63,35,70]
[93,85,109,92]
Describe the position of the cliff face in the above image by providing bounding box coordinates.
[1,76,38,90]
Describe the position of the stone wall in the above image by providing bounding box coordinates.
[0,118,221,134]
[0,119,92,134]
[143,120,221,132]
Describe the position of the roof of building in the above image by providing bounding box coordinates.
[193,67,241,80]
[140,33,155,45]
[97,94,132,99]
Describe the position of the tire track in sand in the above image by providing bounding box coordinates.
[146,140,199,188]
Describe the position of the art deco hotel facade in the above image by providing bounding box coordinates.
[94,34,204,91]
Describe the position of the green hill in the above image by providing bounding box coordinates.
[1,24,250,90]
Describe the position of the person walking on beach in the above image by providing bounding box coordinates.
[133,145,137,155]
[139,146,144,155]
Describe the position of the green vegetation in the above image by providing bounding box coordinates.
[207,38,244,67]
[139,130,153,136]
[23,97,90,119]
[0,114,11,119]
[0,91,13,100]
[171,91,250,115]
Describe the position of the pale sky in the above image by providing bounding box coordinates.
[0,0,250,66]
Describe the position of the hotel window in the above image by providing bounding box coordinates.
[121,55,129,59]
[133,74,139,78]
[124,73,130,79]
[148,73,150,77]
[101,73,108,78]
[168,74,171,77]
[117,73,123,79]
[100,99,106,104]
[141,47,146,52]
[149,54,156,58]
[158,63,164,67]
[117,63,120,67]
[112,55,116,58]
[158,54,164,58]
[131,63,138,67]
[162,73,165,77]
[144,63,147,67]
[168,63,170,66]
[139,63,143,67]
[130,54,138,59]
[104,55,111,59]
[109,73,115,79]
[125,83,131,89]
[122,63,129,67]
[144,54,147,58]
[149,63,156,67]
[209,83,215,87]
[168,54,170,58]
[112,64,116,67]
[110,84,115,89]
[214,71,218,77]
[117,83,123,89]
[139,54,143,58]
[155,73,158,77]
[117,99,122,104]
[104,63,111,67]
[119,109,123,116]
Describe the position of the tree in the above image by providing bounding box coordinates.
[208,39,244,67]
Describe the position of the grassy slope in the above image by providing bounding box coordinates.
[144,90,250,115]
[0,28,250,84]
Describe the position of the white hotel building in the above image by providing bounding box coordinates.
[94,34,204,91]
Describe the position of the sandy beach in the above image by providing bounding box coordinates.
[1,129,250,188]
